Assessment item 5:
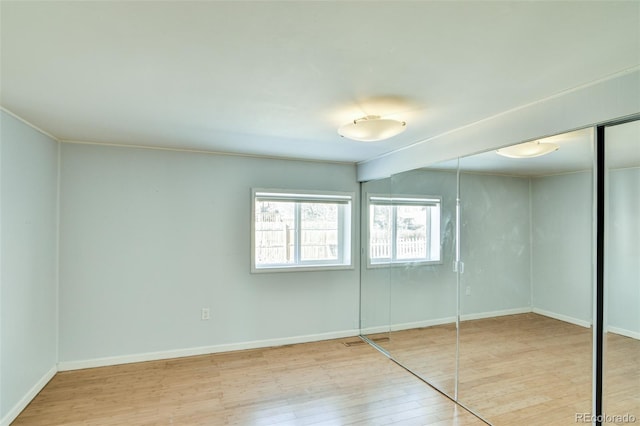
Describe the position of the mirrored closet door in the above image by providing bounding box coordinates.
[604,120,640,423]
[360,165,459,399]
[385,167,459,398]
[456,129,594,424]
[359,123,639,424]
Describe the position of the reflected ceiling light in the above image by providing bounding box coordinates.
[496,140,559,158]
[338,115,406,142]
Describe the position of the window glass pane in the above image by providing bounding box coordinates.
[396,205,427,260]
[255,201,295,265]
[370,204,392,260]
[300,202,338,261]
[253,190,352,271]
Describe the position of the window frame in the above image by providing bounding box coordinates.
[366,193,443,268]
[251,188,355,273]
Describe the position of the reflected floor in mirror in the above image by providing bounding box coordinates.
[376,313,639,425]
[605,333,640,424]
[14,338,485,426]
[457,313,592,425]
[385,313,601,424]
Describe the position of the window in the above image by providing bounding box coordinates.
[368,195,441,265]
[252,190,353,272]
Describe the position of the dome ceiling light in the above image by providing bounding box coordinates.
[496,140,559,159]
[338,115,407,142]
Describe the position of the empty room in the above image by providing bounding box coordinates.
[1,1,639,425]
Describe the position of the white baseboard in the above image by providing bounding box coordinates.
[1,366,56,426]
[360,325,392,335]
[532,307,592,328]
[57,329,360,371]
[460,307,532,321]
[363,308,533,334]
[361,319,456,336]
[607,326,640,340]
[364,315,637,341]
[390,316,457,332]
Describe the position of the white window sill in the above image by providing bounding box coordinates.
[252,263,355,274]
[366,260,444,269]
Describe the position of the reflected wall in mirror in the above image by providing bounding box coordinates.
[604,120,640,421]
[456,128,594,424]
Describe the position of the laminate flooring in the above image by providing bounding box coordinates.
[15,314,638,425]
[14,338,484,426]
[604,332,640,425]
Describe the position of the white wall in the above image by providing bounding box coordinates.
[58,143,360,366]
[607,167,640,337]
[531,171,593,325]
[459,173,532,316]
[0,111,59,424]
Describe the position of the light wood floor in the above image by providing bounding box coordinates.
[605,333,640,425]
[14,338,485,426]
[371,313,639,426]
[370,324,457,399]
[457,313,592,425]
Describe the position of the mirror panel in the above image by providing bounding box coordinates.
[358,125,634,424]
[386,168,459,398]
[455,129,594,423]
[360,178,392,345]
[604,120,640,422]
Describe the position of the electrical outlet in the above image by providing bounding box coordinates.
[201,307,210,320]
[465,286,471,296]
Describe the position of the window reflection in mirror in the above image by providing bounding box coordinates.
[388,169,459,398]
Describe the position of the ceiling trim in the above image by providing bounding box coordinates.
[59,139,356,166]
[1,107,61,143]
[1,105,355,166]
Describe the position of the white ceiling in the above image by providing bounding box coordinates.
[1,1,639,163]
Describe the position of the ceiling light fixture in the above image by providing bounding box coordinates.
[496,140,559,159]
[338,115,406,142]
